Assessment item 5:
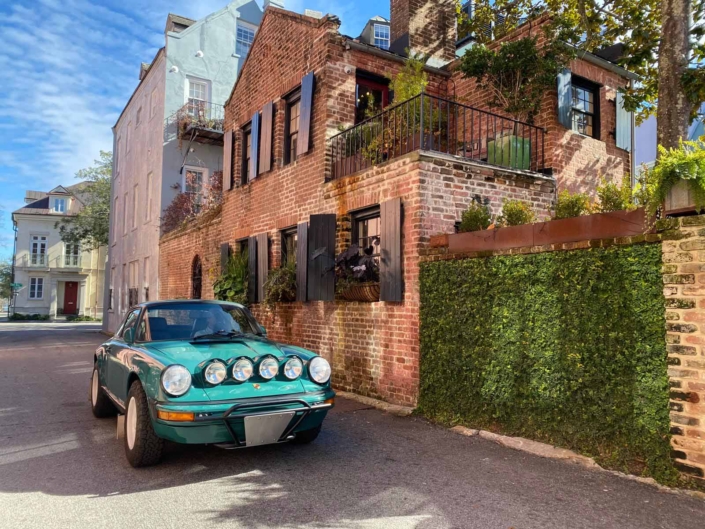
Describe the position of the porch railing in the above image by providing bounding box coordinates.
[329,93,546,180]
[164,102,225,143]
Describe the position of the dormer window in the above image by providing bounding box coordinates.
[53,198,66,213]
[373,24,390,50]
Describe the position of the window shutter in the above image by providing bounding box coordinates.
[616,92,632,151]
[220,242,230,273]
[259,102,274,173]
[296,221,308,302]
[380,198,403,302]
[223,130,233,191]
[256,233,269,303]
[297,72,315,157]
[249,111,261,181]
[557,69,572,129]
[307,214,336,301]
[247,235,257,304]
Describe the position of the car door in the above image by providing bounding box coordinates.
[107,308,141,406]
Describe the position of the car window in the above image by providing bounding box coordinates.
[118,309,141,340]
[145,303,262,341]
[135,317,147,342]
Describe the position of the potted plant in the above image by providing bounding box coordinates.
[263,261,297,307]
[213,251,249,305]
[334,239,380,302]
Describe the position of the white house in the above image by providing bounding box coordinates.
[12,185,107,319]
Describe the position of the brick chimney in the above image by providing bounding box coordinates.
[390,0,456,66]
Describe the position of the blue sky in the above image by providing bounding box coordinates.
[0,0,387,260]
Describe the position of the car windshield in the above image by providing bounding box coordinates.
[143,303,262,342]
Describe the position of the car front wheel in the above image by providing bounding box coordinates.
[90,365,117,418]
[124,381,164,468]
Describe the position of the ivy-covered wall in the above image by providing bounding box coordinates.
[419,244,676,481]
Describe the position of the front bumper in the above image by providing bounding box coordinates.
[150,390,335,446]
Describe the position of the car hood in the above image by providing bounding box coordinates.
[144,337,312,401]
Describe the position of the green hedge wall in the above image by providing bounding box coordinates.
[419,244,676,482]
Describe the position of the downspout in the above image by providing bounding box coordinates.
[630,79,636,187]
[9,222,17,317]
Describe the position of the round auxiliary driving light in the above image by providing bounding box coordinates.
[309,357,331,384]
[258,357,279,380]
[204,361,227,385]
[232,358,254,382]
[284,357,304,380]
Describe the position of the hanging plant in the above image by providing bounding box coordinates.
[334,240,380,301]
[263,261,297,307]
[213,251,249,306]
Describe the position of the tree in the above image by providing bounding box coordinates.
[56,151,112,249]
[0,259,12,300]
[456,0,705,147]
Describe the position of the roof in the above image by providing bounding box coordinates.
[12,182,92,217]
[593,43,626,65]
[165,13,196,34]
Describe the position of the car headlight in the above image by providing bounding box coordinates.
[232,358,253,382]
[309,357,331,384]
[284,357,303,380]
[258,357,279,380]
[162,365,192,396]
[204,361,227,385]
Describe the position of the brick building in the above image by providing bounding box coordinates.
[159,1,635,405]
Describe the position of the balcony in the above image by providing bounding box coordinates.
[329,93,547,180]
[164,102,225,146]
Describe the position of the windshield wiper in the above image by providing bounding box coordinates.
[191,330,244,341]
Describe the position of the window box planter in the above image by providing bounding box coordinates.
[339,282,380,302]
[664,180,697,215]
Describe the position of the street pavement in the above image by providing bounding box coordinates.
[1,322,704,529]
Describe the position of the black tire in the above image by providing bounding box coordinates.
[291,425,321,445]
[90,365,117,418]
[124,381,164,468]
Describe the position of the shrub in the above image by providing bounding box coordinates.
[596,177,634,213]
[66,315,99,322]
[10,313,50,321]
[459,201,492,232]
[263,261,297,307]
[213,251,249,305]
[497,199,535,227]
[553,190,592,219]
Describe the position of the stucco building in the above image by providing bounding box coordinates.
[103,0,269,333]
[12,186,106,319]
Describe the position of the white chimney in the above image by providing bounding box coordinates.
[264,0,285,9]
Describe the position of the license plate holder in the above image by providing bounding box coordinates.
[244,412,296,447]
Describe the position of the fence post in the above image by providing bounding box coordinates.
[420,93,425,150]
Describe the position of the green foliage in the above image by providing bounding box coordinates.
[642,140,705,217]
[0,259,12,300]
[596,177,635,213]
[459,201,492,232]
[419,244,677,483]
[56,151,112,249]
[263,261,297,308]
[554,190,592,219]
[388,52,429,102]
[213,252,249,305]
[458,36,571,122]
[10,313,50,321]
[497,199,535,227]
[66,315,101,322]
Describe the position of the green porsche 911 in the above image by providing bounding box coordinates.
[91,300,335,467]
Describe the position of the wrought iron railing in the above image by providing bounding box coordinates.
[329,93,546,180]
[164,102,225,142]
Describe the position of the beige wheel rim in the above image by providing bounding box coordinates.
[126,396,137,450]
[91,371,99,407]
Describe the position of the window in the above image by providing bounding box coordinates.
[109,288,113,310]
[118,309,141,340]
[183,167,206,210]
[122,263,127,313]
[285,93,301,165]
[150,88,158,119]
[109,266,115,311]
[132,184,139,229]
[242,125,252,183]
[52,198,66,213]
[571,78,599,138]
[186,78,209,116]
[192,255,203,300]
[238,239,249,256]
[373,24,390,50]
[113,196,119,245]
[30,236,47,266]
[143,257,150,301]
[146,172,153,222]
[129,260,139,306]
[352,206,381,259]
[126,121,131,152]
[356,74,390,123]
[281,227,297,265]
[236,25,256,57]
[29,278,44,299]
[123,194,128,235]
[136,107,142,126]
[65,243,80,267]
[115,136,121,176]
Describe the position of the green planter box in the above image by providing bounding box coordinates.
[487,135,531,171]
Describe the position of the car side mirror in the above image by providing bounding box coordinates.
[260,326,267,337]
[123,328,135,343]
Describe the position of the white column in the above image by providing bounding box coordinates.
[79,279,88,316]
[49,278,58,319]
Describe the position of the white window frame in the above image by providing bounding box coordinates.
[132,184,139,230]
[184,77,210,116]
[52,197,66,213]
[373,24,390,50]
[123,194,128,235]
[30,235,47,266]
[235,22,256,57]
[182,166,208,207]
[64,242,81,267]
[29,277,44,300]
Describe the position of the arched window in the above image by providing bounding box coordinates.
[191,255,202,300]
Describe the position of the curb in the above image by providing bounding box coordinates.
[334,390,414,417]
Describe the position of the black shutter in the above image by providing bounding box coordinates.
[220,242,230,273]
[307,214,336,301]
[259,102,273,173]
[296,221,308,302]
[249,111,261,181]
[248,235,257,304]
[380,198,403,302]
[297,72,315,157]
[256,233,269,303]
[223,130,233,191]
[557,69,572,129]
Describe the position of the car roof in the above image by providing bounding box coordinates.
[138,299,246,309]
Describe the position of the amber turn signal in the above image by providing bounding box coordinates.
[157,410,195,422]
[324,398,335,406]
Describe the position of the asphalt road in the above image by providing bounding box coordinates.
[1,322,704,529]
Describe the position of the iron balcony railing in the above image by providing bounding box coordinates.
[164,102,225,144]
[329,93,546,180]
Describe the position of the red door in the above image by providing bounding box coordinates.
[64,282,78,315]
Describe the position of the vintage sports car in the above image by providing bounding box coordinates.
[91,300,335,467]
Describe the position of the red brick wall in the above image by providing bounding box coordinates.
[390,0,457,63]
